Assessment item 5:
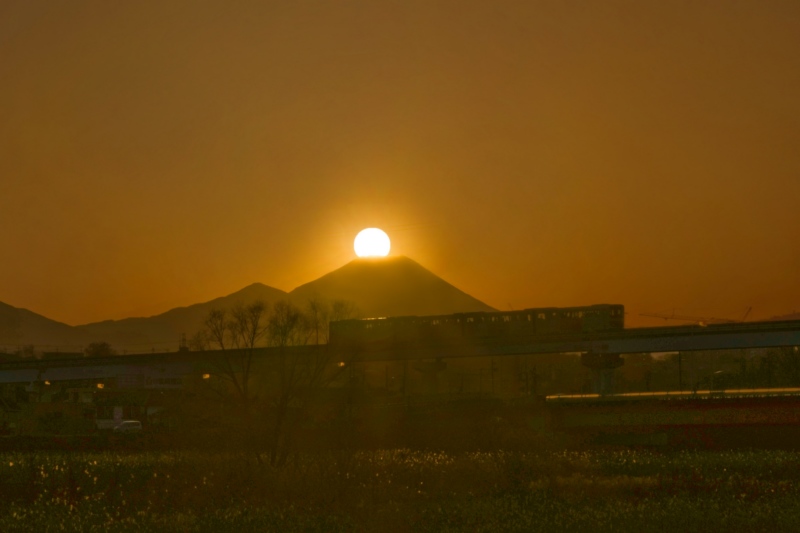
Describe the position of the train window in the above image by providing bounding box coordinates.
[538,313,545,320]
[503,316,511,322]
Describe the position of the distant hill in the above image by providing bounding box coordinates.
[74,283,290,350]
[0,301,83,349]
[2,256,495,352]
[288,256,495,318]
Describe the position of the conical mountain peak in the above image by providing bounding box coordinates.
[289,255,495,318]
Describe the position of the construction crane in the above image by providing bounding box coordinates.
[640,307,752,326]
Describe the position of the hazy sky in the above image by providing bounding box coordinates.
[2,1,799,327]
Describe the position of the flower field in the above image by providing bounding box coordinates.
[1,448,799,532]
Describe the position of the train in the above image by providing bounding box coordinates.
[329,304,625,349]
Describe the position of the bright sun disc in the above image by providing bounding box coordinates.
[354,228,391,257]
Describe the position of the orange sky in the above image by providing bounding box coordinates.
[1,1,799,327]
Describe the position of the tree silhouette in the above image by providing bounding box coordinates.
[198,302,268,408]
[194,298,358,465]
[84,342,116,358]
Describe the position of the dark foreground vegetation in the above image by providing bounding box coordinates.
[1,445,800,532]
[3,298,799,531]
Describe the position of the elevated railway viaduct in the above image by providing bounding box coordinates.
[2,318,800,443]
[3,318,800,386]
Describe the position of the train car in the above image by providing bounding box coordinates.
[581,304,625,331]
[329,304,624,349]
[530,304,624,335]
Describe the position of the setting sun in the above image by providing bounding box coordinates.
[354,228,391,257]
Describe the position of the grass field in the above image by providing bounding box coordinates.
[1,446,799,532]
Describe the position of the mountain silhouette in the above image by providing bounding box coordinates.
[1,257,494,352]
[74,283,290,350]
[0,301,82,349]
[0,284,290,353]
[289,256,495,318]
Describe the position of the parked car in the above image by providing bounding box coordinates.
[113,420,143,434]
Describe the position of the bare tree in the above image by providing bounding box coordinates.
[193,298,359,464]
[199,302,269,411]
[305,297,360,345]
[203,308,230,350]
[305,295,330,345]
[84,342,116,358]
[262,299,359,466]
[264,300,307,465]
[331,299,359,323]
[188,330,208,351]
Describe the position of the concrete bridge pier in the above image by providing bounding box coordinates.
[581,353,624,395]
